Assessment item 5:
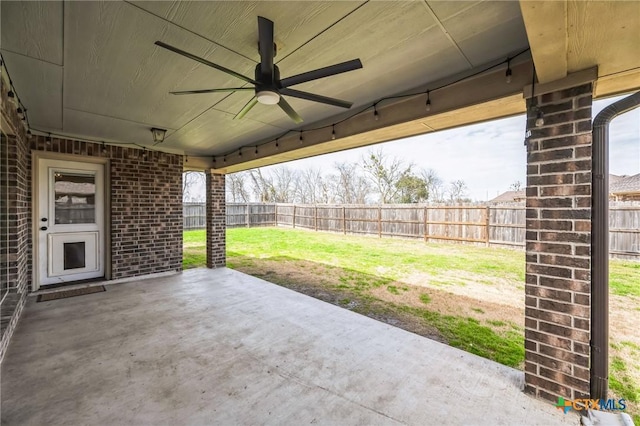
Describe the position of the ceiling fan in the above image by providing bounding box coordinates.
[155,16,362,124]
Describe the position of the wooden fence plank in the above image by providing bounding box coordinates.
[183,202,640,259]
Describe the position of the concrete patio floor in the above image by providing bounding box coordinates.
[1,268,578,425]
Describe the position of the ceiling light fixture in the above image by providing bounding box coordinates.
[256,90,280,105]
[151,127,167,143]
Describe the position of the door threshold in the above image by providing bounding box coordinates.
[31,270,180,296]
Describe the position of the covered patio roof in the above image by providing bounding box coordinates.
[2,1,638,172]
[1,268,577,424]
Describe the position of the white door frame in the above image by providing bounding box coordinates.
[32,152,110,291]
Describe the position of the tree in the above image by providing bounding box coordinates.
[226,172,250,202]
[447,179,468,203]
[183,171,205,202]
[361,149,412,203]
[395,173,429,203]
[421,168,444,202]
[330,162,371,204]
[510,180,523,191]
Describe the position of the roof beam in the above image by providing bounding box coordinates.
[211,58,534,173]
[519,0,568,84]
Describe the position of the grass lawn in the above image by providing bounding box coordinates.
[184,227,640,421]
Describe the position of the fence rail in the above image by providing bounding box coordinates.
[183,202,640,260]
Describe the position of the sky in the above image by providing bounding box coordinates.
[256,95,640,201]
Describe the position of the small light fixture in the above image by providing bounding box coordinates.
[101,142,107,154]
[46,133,52,146]
[223,156,227,163]
[505,60,512,84]
[151,127,166,144]
[331,125,336,140]
[275,138,279,149]
[299,131,304,143]
[142,148,148,161]
[256,90,280,105]
[535,109,545,127]
[185,155,188,163]
[373,105,379,121]
[238,149,242,157]
[255,146,258,155]
[425,91,431,112]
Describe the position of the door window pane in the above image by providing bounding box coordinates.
[54,172,96,224]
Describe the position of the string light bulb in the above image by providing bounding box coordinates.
[275,138,279,149]
[535,109,545,127]
[142,148,148,161]
[505,60,512,84]
[46,133,52,146]
[299,131,304,143]
[255,147,258,155]
[101,142,107,154]
[425,91,431,112]
[331,125,336,140]
[374,105,379,121]
[238,149,242,157]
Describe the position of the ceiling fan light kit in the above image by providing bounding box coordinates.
[256,90,280,105]
[156,16,362,123]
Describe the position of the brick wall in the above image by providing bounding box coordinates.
[30,136,184,279]
[0,77,31,361]
[524,83,593,401]
[206,172,226,268]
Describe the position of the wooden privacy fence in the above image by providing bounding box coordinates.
[183,202,640,259]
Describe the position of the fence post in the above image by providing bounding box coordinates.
[378,206,382,238]
[274,204,278,227]
[293,205,296,229]
[246,203,250,228]
[485,206,490,247]
[424,206,429,242]
[315,205,318,232]
[343,207,346,235]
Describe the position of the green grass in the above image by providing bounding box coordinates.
[184,228,640,297]
[183,229,206,269]
[419,293,431,304]
[610,261,640,297]
[182,227,640,374]
[223,227,526,282]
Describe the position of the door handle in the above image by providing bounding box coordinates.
[40,226,48,231]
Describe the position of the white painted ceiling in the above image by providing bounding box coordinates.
[1,0,530,156]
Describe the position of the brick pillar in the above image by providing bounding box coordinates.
[206,172,226,268]
[524,83,593,402]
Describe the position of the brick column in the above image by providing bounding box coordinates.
[206,172,226,268]
[524,83,593,402]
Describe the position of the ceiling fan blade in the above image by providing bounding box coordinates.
[170,88,254,95]
[155,41,258,85]
[258,16,275,80]
[277,97,303,124]
[279,59,363,88]
[280,88,353,109]
[234,97,259,120]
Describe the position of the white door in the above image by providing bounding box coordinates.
[37,159,105,287]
